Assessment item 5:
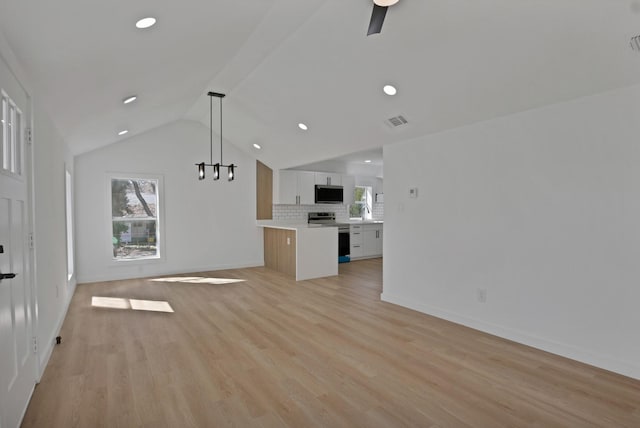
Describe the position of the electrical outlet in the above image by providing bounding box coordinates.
[409,187,418,198]
[477,288,487,303]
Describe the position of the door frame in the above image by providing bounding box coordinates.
[0,35,40,413]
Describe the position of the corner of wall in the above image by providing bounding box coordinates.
[37,278,76,381]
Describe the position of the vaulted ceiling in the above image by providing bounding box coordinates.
[1,0,640,170]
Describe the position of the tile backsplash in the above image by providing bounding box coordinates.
[273,203,383,222]
[372,202,384,219]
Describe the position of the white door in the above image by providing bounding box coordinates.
[0,53,36,428]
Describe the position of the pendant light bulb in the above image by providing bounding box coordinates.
[228,164,235,181]
[198,162,205,180]
[213,163,220,181]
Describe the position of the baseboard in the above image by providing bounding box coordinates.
[380,292,640,381]
[77,260,265,284]
[37,279,77,381]
[350,255,382,261]
[16,384,36,428]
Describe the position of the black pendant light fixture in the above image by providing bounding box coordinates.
[196,91,236,181]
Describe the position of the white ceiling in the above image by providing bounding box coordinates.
[291,147,384,178]
[2,0,640,170]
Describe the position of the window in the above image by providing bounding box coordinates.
[65,169,74,280]
[110,175,161,261]
[349,186,373,220]
[1,90,22,175]
[1,95,8,171]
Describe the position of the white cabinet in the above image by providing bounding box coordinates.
[341,175,355,204]
[276,171,363,206]
[350,224,382,259]
[315,172,342,186]
[278,170,315,205]
[362,224,383,258]
[278,170,297,204]
[350,224,364,258]
[298,172,315,204]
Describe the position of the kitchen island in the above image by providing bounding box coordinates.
[257,221,338,281]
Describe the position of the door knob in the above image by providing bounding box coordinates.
[0,272,16,280]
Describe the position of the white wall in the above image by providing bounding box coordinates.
[355,175,383,196]
[347,163,383,179]
[32,103,76,376]
[74,120,263,283]
[383,83,640,380]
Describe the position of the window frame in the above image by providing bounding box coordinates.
[106,172,165,265]
[1,89,24,178]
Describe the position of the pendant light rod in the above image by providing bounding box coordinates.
[219,93,223,166]
[195,91,236,182]
[209,93,213,165]
[208,91,226,166]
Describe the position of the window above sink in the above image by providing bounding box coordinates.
[349,186,373,220]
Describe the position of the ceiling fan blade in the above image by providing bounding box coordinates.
[367,4,388,36]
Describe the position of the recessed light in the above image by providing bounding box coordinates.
[118,130,129,136]
[383,85,397,96]
[253,143,262,150]
[375,0,400,6]
[365,160,372,163]
[136,17,156,29]
[298,123,308,131]
[123,95,137,104]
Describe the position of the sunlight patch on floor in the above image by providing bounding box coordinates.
[149,276,246,285]
[91,296,174,313]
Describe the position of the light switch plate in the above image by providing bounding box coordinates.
[409,188,418,198]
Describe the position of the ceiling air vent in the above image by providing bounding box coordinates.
[385,115,408,128]
[631,35,640,52]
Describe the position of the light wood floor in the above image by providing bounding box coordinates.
[23,259,640,427]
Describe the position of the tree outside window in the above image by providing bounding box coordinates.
[111,177,160,260]
[349,186,373,220]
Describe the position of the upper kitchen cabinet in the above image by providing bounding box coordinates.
[277,170,315,205]
[315,172,341,186]
[298,172,316,204]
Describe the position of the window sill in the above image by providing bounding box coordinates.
[109,256,165,267]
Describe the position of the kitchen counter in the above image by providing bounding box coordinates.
[256,220,383,228]
[256,220,328,230]
[257,221,338,281]
[342,219,384,225]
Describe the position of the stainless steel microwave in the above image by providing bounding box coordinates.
[315,185,343,204]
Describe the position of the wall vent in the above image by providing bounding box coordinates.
[385,115,408,128]
[631,35,640,52]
